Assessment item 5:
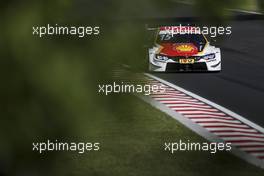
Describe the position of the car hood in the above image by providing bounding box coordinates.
[159,43,199,57]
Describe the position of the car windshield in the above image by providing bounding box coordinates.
[157,33,206,44]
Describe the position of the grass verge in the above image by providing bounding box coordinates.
[56,95,264,176]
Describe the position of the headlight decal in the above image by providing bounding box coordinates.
[198,53,215,60]
[154,55,169,62]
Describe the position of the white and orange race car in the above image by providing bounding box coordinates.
[148,26,221,72]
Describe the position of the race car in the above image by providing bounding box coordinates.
[148,26,221,72]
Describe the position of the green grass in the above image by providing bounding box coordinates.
[54,95,264,176]
[239,0,259,11]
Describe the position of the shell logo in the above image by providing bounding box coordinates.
[174,44,195,52]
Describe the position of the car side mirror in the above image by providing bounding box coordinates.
[209,39,220,47]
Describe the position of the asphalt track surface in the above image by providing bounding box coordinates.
[153,20,264,128]
[76,1,264,128]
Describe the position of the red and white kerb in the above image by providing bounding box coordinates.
[147,77,264,160]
